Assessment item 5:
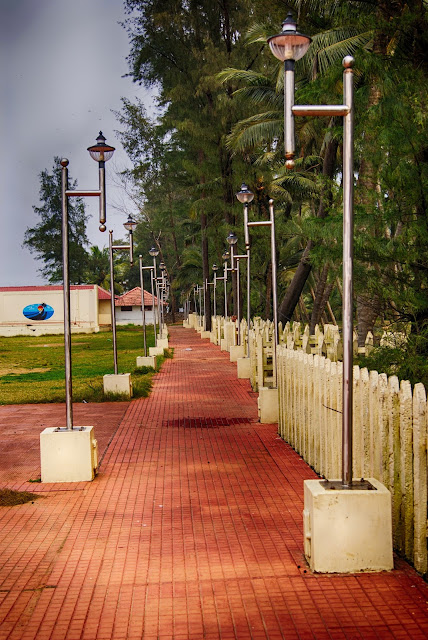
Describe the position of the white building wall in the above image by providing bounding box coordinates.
[0,287,100,336]
[115,306,155,326]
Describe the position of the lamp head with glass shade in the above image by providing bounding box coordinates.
[212,263,218,272]
[267,13,311,62]
[222,250,230,262]
[226,232,238,246]
[236,183,254,204]
[87,131,116,164]
[149,246,159,257]
[87,131,116,231]
[123,214,138,233]
[268,13,311,170]
[159,261,166,271]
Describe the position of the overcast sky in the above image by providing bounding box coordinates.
[0,0,155,286]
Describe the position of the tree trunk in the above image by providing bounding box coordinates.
[357,294,380,347]
[310,265,329,334]
[264,261,272,320]
[201,211,211,331]
[278,241,313,323]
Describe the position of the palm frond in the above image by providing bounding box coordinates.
[303,30,372,76]
[227,112,283,152]
[217,67,270,86]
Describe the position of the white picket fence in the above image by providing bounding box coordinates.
[278,346,428,575]
[185,313,428,574]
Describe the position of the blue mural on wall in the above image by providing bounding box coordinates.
[23,303,54,321]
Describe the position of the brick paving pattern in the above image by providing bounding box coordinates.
[0,325,428,639]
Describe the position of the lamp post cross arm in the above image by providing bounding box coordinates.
[292,105,350,117]
[65,189,102,197]
[247,220,272,228]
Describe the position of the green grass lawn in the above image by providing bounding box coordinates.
[0,326,167,405]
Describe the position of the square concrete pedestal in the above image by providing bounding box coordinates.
[103,373,132,398]
[237,357,251,379]
[303,478,393,573]
[258,387,278,423]
[230,345,245,362]
[157,338,169,349]
[200,330,211,339]
[220,338,228,351]
[40,426,98,483]
[136,355,157,369]
[149,346,165,357]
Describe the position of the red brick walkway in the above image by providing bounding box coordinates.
[1,326,428,639]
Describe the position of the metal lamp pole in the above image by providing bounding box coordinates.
[231,247,250,348]
[226,232,241,343]
[60,132,115,431]
[109,216,138,375]
[236,184,254,354]
[158,261,167,333]
[212,264,218,318]
[206,264,218,323]
[268,14,356,488]
[221,250,230,319]
[149,247,159,345]
[246,200,278,384]
[139,256,148,357]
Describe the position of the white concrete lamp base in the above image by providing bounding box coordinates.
[258,387,279,423]
[40,426,98,483]
[136,355,157,369]
[230,345,245,362]
[237,356,251,379]
[103,373,132,398]
[303,478,393,573]
[157,338,169,349]
[200,330,211,339]
[149,346,165,357]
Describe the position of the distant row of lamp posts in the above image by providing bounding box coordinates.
[108,214,138,375]
[139,246,169,356]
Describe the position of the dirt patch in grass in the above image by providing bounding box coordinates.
[0,367,49,376]
[0,489,41,506]
[29,342,86,348]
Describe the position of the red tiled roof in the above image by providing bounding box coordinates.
[115,287,157,307]
[0,285,111,300]
[97,287,112,300]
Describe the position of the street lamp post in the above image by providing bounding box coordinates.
[245,199,278,385]
[226,232,249,345]
[149,247,159,346]
[226,232,238,315]
[265,16,394,575]
[206,264,218,325]
[236,184,254,352]
[218,250,230,319]
[60,132,115,431]
[158,261,167,333]
[268,13,356,488]
[109,215,138,375]
[231,249,249,347]
[212,264,218,317]
[139,256,148,357]
[142,263,157,343]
